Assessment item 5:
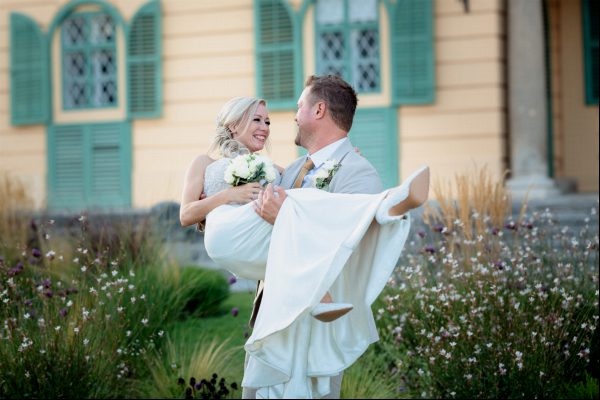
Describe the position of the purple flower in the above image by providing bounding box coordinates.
[231,307,239,317]
[432,223,445,233]
[494,261,504,270]
[423,245,436,254]
[8,262,24,277]
[31,248,42,258]
[504,221,517,230]
[24,299,33,307]
[44,290,53,298]
[490,227,500,235]
[66,288,79,295]
[59,308,68,317]
[417,230,426,239]
[228,276,237,285]
[42,279,52,288]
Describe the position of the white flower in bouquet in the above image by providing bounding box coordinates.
[224,153,277,187]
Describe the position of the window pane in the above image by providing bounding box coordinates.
[94,79,117,106]
[316,0,344,25]
[93,49,116,77]
[65,81,89,108]
[349,0,377,23]
[64,16,87,46]
[66,52,86,77]
[318,31,345,78]
[352,29,379,91]
[320,31,345,61]
[92,50,117,106]
[91,14,115,44]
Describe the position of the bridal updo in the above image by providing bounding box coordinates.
[209,97,267,158]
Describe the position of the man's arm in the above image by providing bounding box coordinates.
[330,164,382,194]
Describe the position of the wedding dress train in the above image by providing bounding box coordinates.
[203,161,424,398]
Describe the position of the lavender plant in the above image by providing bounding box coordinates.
[0,216,174,398]
[376,169,599,398]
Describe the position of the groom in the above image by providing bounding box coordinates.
[246,75,383,399]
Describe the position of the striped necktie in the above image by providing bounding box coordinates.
[292,157,315,188]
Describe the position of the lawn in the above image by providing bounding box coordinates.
[167,291,255,386]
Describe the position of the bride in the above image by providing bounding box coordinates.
[180,95,429,398]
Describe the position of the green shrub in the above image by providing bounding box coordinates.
[177,267,230,318]
[559,373,599,399]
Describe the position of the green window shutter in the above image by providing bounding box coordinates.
[49,125,86,209]
[90,123,131,208]
[255,0,296,109]
[391,0,435,104]
[582,0,598,105]
[128,0,162,118]
[49,123,131,210]
[10,13,49,126]
[349,107,398,188]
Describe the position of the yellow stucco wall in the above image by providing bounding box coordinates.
[400,0,506,186]
[550,0,599,192]
[8,0,592,211]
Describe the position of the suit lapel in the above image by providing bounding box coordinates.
[282,139,354,190]
[282,157,307,189]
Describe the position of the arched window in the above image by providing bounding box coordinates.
[315,0,381,93]
[61,12,118,109]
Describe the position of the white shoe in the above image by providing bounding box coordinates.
[310,302,354,322]
[376,165,430,224]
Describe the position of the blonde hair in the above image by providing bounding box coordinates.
[209,97,267,158]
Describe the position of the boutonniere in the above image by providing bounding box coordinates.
[313,159,341,190]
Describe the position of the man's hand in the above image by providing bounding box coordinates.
[254,184,287,225]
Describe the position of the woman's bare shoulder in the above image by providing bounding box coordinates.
[189,154,217,169]
[184,154,216,180]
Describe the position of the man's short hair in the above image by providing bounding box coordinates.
[305,75,358,132]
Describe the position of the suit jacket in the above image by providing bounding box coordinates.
[249,138,383,328]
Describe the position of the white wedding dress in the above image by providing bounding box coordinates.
[203,157,412,399]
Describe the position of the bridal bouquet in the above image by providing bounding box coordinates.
[224,153,277,187]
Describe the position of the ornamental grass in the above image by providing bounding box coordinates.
[376,167,599,398]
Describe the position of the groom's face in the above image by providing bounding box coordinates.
[294,87,316,147]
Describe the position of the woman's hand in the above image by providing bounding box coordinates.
[225,182,263,204]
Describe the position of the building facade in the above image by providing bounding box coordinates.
[0,0,597,211]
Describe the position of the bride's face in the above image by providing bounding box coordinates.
[233,103,271,153]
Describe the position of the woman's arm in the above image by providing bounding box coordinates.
[180,155,263,227]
